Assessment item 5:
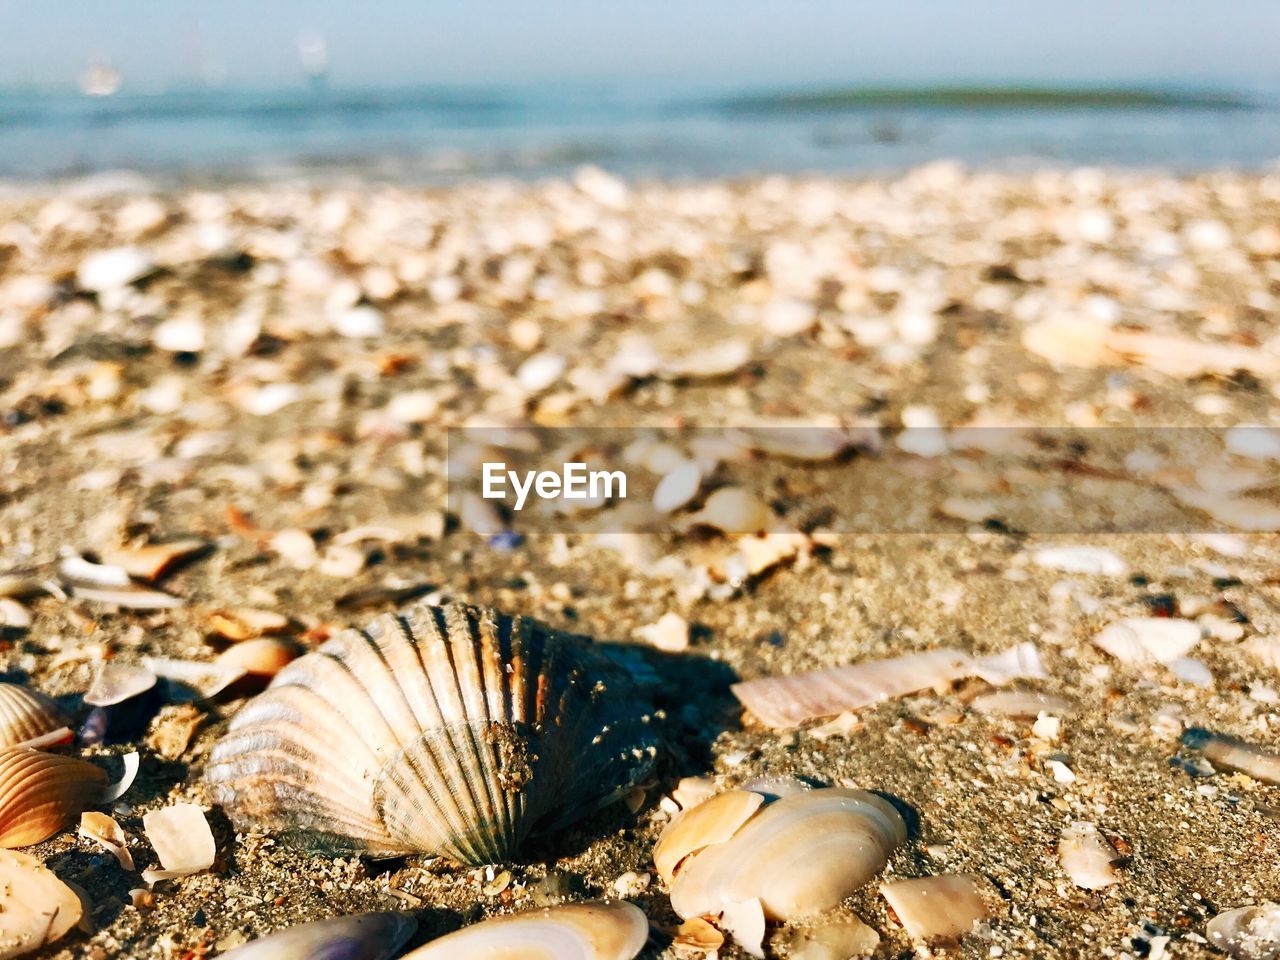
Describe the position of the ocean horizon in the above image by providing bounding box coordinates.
[2,80,1279,187]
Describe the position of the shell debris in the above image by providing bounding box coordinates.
[880,874,996,943]
[141,803,216,884]
[0,849,83,957]
[399,900,648,960]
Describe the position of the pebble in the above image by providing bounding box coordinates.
[634,612,689,653]
[332,305,386,339]
[1033,545,1128,576]
[516,352,567,392]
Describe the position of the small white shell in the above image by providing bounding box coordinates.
[1058,822,1121,890]
[222,912,417,960]
[1206,903,1280,960]
[653,790,764,884]
[84,663,156,707]
[0,849,82,957]
[79,812,134,870]
[400,901,648,960]
[1092,617,1202,665]
[669,788,906,921]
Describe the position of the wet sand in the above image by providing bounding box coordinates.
[3,164,1280,958]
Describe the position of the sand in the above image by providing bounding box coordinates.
[2,163,1280,958]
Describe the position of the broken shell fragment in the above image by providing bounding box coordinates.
[401,901,648,960]
[206,603,658,863]
[98,540,208,582]
[718,899,766,959]
[669,788,906,921]
[84,663,157,708]
[970,690,1074,719]
[142,657,246,702]
[141,803,215,883]
[207,607,292,642]
[782,917,880,960]
[684,487,773,535]
[672,916,724,952]
[880,874,994,942]
[213,638,302,679]
[0,849,82,958]
[732,644,1044,729]
[1206,903,1280,960]
[0,748,108,848]
[1092,617,1202,666]
[78,812,134,870]
[0,684,67,749]
[1058,822,1122,890]
[221,912,417,960]
[654,789,765,883]
[1182,728,1280,785]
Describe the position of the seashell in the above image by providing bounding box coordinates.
[633,612,688,654]
[732,644,1045,729]
[673,916,724,952]
[782,917,879,960]
[78,812,134,870]
[0,599,31,630]
[145,704,206,760]
[220,912,416,960]
[1206,903,1280,960]
[654,789,764,884]
[214,638,302,679]
[0,849,83,957]
[206,603,659,863]
[207,607,292,642]
[718,898,766,958]
[143,657,246,702]
[880,874,995,942]
[1093,617,1202,665]
[0,748,107,848]
[970,690,1074,719]
[1032,545,1128,576]
[141,803,215,883]
[1058,822,1121,890]
[670,775,717,811]
[669,788,906,921]
[660,340,752,380]
[0,684,67,749]
[684,487,773,535]
[400,901,648,960]
[727,419,880,461]
[652,461,703,514]
[84,663,157,707]
[98,539,208,582]
[58,555,183,610]
[1182,728,1280,785]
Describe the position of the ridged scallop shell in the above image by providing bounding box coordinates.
[667,788,906,921]
[0,748,107,848]
[0,683,66,748]
[401,901,648,960]
[221,912,416,959]
[206,603,658,864]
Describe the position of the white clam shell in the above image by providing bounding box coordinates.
[206,603,658,863]
[401,901,648,960]
[221,912,416,959]
[669,788,906,921]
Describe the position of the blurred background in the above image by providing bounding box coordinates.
[1,0,1278,184]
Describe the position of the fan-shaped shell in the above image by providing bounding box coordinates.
[221,912,416,959]
[0,748,107,848]
[668,788,906,921]
[401,901,648,960]
[0,684,66,749]
[206,603,659,864]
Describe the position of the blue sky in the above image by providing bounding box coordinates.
[1,0,1278,92]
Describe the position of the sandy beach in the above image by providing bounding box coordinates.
[3,164,1280,958]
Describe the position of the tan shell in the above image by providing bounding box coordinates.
[669,788,906,921]
[880,874,995,942]
[214,638,302,678]
[401,901,648,960]
[221,912,416,959]
[0,849,83,958]
[206,603,658,863]
[653,790,764,884]
[0,749,107,848]
[0,684,66,749]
